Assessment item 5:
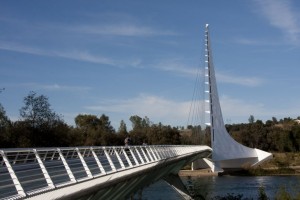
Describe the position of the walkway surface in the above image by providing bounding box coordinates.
[0,145,211,200]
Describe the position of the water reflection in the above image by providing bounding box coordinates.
[140,176,300,200]
[180,176,300,200]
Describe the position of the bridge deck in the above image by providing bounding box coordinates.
[0,145,211,200]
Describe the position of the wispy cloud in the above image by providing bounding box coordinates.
[85,94,191,127]
[217,72,264,87]
[153,58,264,86]
[0,41,118,66]
[234,38,283,46]
[154,59,198,76]
[253,0,300,44]
[71,24,178,37]
[84,93,300,128]
[234,38,262,46]
[58,51,117,66]
[0,41,46,56]
[16,83,91,92]
[220,95,300,122]
[0,41,264,87]
[39,84,91,92]
[220,95,265,117]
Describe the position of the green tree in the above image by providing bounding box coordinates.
[0,104,12,147]
[98,114,116,146]
[18,91,67,147]
[272,117,278,124]
[248,115,255,124]
[118,120,128,135]
[74,114,116,146]
[130,115,143,130]
[20,91,60,127]
[75,114,99,129]
[129,115,150,145]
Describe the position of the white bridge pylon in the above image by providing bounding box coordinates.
[0,145,211,200]
[201,24,272,172]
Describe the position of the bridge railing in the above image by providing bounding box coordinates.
[0,145,209,200]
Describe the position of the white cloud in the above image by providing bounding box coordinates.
[217,72,264,87]
[85,93,297,128]
[39,84,91,92]
[85,94,192,127]
[154,58,264,86]
[58,51,117,66]
[234,38,262,46]
[85,93,292,128]
[71,24,177,37]
[234,38,284,46]
[154,59,198,76]
[220,95,265,117]
[15,83,91,92]
[254,0,300,44]
[0,41,46,56]
[220,95,300,123]
[0,41,119,66]
[0,41,264,88]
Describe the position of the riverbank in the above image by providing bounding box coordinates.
[179,169,218,177]
[179,166,300,177]
[237,165,300,176]
[180,152,300,176]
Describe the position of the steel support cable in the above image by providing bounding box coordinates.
[187,65,205,144]
[187,35,206,145]
[187,65,202,126]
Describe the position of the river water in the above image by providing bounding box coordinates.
[141,176,300,200]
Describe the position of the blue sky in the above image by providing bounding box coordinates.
[1,0,300,129]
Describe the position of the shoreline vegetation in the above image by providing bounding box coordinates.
[241,152,300,176]
[200,185,300,200]
[179,153,300,200]
[178,170,300,200]
[180,152,300,176]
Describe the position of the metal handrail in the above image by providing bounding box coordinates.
[0,145,209,200]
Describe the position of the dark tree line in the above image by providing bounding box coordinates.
[227,117,300,152]
[0,92,71,147]
[1,92,300,152]
[0,92,181,148]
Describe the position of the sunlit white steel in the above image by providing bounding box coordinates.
[0,145,211,200]
[104,148,116,172]
[141,147,150,163]
[33,149,55,189]
[0,150,26,198]
[151,147,161,160]
[145,148,154,161]
[114,148,125,169]
[204,24,272,171]
[57,148,76,183]
[76,148,93,178]
[122,148,133,167]
[129,148,139,165]
[134,148,144,164]
[90,147,106,175]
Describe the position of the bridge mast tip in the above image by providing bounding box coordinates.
[205,24,209,28]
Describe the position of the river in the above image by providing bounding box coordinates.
[141,176,300,200]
